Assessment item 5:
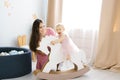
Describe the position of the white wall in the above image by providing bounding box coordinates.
[0,0,48,47]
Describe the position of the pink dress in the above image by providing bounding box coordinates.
[61,33,79,57]
[60,33,87,70]
[36,50,49,70]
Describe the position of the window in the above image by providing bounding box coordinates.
[62,0,103,63]
[62,0,103,31]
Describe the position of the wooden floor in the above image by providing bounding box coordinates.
[3,62,120,80]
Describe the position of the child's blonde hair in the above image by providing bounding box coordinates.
[55,23,65,30]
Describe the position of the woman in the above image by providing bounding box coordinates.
[29,19,55,75]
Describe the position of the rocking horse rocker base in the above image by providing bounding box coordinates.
[37,65,90,80]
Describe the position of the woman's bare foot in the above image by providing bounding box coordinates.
[33,69,41,75]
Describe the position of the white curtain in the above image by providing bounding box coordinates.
[62,0,103,64]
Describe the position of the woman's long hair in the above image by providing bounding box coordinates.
[29,19,43,52]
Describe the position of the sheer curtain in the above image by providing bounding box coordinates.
[62,0,102,64]
[94,0,120,72]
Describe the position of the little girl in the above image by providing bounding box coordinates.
[51,23,87,70]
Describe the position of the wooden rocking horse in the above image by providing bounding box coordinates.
[36,46,90,80]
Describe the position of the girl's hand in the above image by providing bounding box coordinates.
[50,41,56,45]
